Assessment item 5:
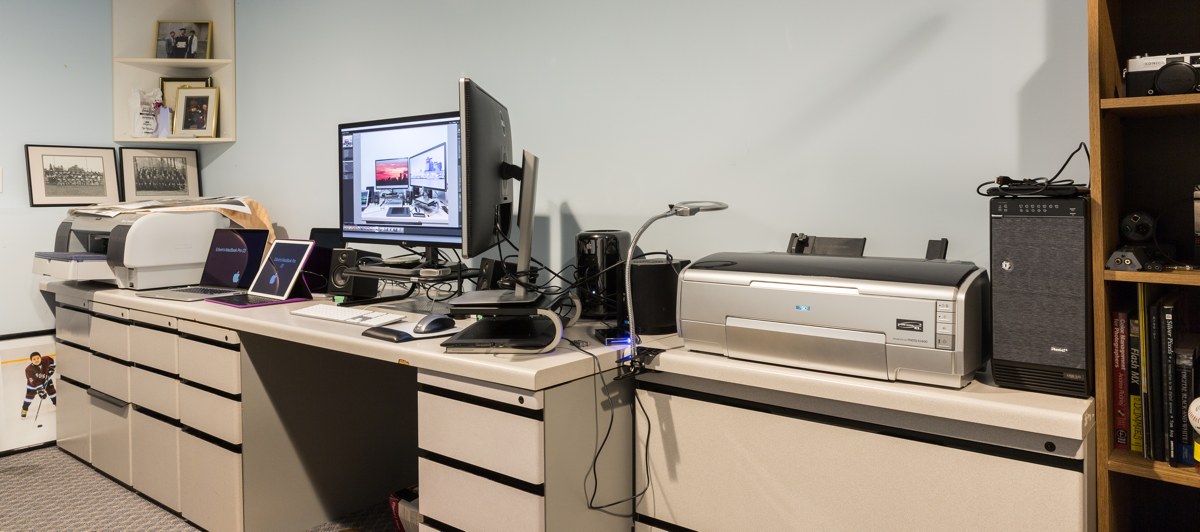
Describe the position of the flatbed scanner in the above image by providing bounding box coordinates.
[678,252,988,388]
[33,210,229,289]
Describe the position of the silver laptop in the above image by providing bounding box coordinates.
[136,228,269,301]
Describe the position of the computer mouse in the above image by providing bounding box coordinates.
[414,313,455,334]
[362,326,414,343]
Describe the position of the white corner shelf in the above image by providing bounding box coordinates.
[112,0,236,143]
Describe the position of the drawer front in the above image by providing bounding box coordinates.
[131,410,181,511]
[179,384,242,445]
[56,306,91,348]
[180,432,244,532]
[179,320,239,345]
[179,338,240,395]
[89,391,132,485]
[90,355,131,403]
[129,309,177,330]
[130,325,179,374]
[418,391,545,484]
[419,457,545,532]
[55,341,91,385]
[131,367,179,419]
[56,378,91,462]
[91,315,131,361]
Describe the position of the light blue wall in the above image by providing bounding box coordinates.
[1,1,112,334]
[1,0,1087,334]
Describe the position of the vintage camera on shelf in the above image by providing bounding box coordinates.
[1125,53,1200,96]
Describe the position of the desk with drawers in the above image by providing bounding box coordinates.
[44,281,633,532]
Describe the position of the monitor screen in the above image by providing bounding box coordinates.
[338,112,462,247]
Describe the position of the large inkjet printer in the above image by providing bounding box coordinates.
[678,252,988,388]
[33,211,229,289]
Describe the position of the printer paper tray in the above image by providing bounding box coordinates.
[32,256,116,282]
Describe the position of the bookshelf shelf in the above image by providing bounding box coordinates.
[1104,270,1200,287]
[1107,451,1200,488]
[1100,94,1200,117]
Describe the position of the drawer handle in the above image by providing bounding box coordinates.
[87,387,128,408]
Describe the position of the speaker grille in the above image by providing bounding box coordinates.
[993,360,1090,398]
[989,198,1092,396]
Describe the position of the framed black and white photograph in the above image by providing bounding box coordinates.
[119,147,201,201]
[24,145,120,207]
[160,76,211,113]
[173,87,219,137]
[154,20,212,59]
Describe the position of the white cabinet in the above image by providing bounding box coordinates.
[111,0,236,143]
[180,431,243,532]
[56,378,91,462]
[88,389,132,486]
[416,370,631,532]
[131,410,182,511]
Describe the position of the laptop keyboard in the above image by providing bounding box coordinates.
[290,304,406,327]
[174,286,239,295]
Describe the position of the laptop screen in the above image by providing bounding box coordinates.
[247,239,314,299]
[199,228,269,288]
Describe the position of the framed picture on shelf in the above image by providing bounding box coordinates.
[24,145,120,207]
[173,87,219,137]
[119,147,201,202]
[154,20,212,59]
[160,77,211,113]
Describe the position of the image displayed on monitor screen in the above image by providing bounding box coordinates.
[338,112,463,250]
[410,143,448,190]
[374,158,409,187]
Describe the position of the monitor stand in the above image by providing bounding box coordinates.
[449,150,541,308]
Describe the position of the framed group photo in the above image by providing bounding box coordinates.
[119,148,201,202]
[24,145,120,207]
[155,21,212,59]
[173,87,219,137]
[160,76,211,114]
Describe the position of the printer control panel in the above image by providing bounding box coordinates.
[934,300,954,350]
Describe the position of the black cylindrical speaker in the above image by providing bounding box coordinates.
[630,258,689,334]
[330,248,381,299]
[576,230,631,320]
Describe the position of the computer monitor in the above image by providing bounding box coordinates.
[338,112,462,266]
[459,78,515,259]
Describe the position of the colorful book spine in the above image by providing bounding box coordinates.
[1175,335,1196,467]
[1113,309,1130,450]
[1129,316,1145,455]
[1162,294,1180,464]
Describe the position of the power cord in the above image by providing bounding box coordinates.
[976,142,1091,197]
[568,339,654,516]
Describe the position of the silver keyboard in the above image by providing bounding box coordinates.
[290,303,406,327]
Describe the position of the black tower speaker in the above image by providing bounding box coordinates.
[990,197,1092,397]
[630,258,690,334]
[329,248,381,299]
[576,230,631,320]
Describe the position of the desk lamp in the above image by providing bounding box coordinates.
[623,201,729,365]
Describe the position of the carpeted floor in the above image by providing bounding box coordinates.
[0,445,397,531]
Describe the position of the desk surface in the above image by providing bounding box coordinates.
[45,281,633,391]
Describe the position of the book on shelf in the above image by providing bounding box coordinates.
[1174,334,1197,467]
[1129,315,1145,454]
[1147,289,1166,461]
[1161,292,1182,464]
[1113,309,1131,451]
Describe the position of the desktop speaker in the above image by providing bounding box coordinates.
[576,230,631,320]
[989,197,1091,398]
[330,248,381,299]
[630,257,690,334]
